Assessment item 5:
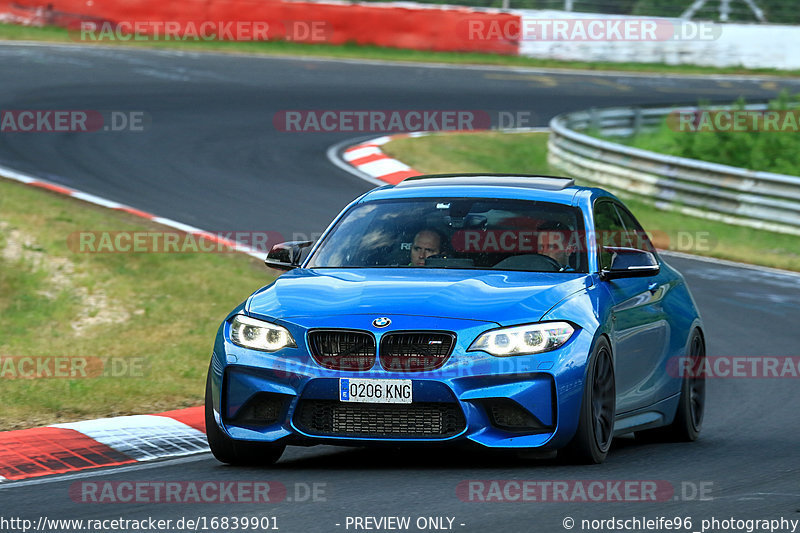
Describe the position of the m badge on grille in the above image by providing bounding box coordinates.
[372,317,391,328]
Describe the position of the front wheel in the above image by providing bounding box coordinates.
[205,365,285,466]
[563,337,616,464]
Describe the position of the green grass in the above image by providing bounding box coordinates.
[383,131,800,271]
[0,178,274,430]
[2,22,800,77]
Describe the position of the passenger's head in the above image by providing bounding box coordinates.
[411,229,442,266]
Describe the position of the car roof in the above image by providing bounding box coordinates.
[396,173,575,191]
[360,173,613,206]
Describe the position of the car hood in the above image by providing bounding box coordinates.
[246,268,592,326]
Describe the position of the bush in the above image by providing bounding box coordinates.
[609,91,800,176]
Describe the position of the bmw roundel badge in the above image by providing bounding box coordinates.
[372,317,391,328]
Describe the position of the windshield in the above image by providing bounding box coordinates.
[307,197,588,273]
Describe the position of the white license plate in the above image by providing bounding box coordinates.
[339,378,412,404]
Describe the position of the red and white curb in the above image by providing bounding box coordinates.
[336,129,550,186]
[0,407,205,482]
[0,164,237,482]
[340,132,429,185]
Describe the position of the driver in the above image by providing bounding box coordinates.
[410,229,442,266]
[537,221,577,270]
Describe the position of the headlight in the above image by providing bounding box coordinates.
[468,321,575,357]
[230,315,296,352]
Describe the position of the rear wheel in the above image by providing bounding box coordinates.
[637,329,706,442]
[563,337,616,464]
[205,365,285,465]
[668,330,706,441]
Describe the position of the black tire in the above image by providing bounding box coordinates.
[669,330,706,441]
[636,329,705,443]
[563,337,616,464]
[205,365,285,466]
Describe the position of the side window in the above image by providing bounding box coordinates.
[593,201,625,271]
[613,204,658,256]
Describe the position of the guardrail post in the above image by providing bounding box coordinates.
[633,108,643,136]
[590,108,600,132]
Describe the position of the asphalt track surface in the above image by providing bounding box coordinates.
[1,43,800,532]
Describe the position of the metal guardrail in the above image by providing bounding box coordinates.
[547,104,800,235]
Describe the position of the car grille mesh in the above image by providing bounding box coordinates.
[294,400,465,438]
[379,332,456,372]
[308,330,376,371]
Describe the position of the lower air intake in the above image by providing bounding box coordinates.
[293,400,465,438]
[485,398,551,433]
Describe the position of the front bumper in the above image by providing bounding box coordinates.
[209,314,594,450]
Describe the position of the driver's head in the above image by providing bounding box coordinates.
[537,221,574,266]
[411,229,442,266]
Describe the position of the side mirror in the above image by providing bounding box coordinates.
[265,241,313,271]
[600,247,660,281]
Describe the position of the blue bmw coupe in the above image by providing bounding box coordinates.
[206,174,706,464]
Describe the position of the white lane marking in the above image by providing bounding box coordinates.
[0,454,213,490]
[149,217,204,234]
[0,165,36,183]
[0,40,795,82]
[711,491,800,500]
[146,219,264,259]
[51,415,209,462]
[71,191,121,208]
[133,67,191,82]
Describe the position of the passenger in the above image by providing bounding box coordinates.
[537,221,576,270]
